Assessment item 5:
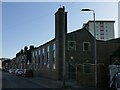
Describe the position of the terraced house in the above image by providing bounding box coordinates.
[10,6,120,88]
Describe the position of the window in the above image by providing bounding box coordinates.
[68,41,76,50]
[53,44,56,59]
[100,22,104,28]
[83,42,90,51]
[96,26,99,28]
[38,49,40,65]
[100,25,104,28]
[52,43,56,69]
[105,22,107,24]
[38,49,40,55]
[47,45,50,68]
[34,50,37,64]
[101,37,104,39]
[100,29,104,32]
[35,50,37,56]
[32,51,34,58]
[83,42,91,51]
[100,33,104,35]
[42,48,44,68]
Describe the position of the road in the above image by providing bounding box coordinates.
[1,71,103,90]
[2,71,45,89]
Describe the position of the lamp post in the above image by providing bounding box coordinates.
[81,8,97,88]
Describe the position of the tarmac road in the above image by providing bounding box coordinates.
[2,71,45,88]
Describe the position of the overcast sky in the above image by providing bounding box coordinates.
[1,2,119,59]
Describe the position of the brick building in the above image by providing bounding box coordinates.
[1,58,11,70]
[10,6,120,88]
[108,38,120,65]
[10,45,34,70]
[29,7,120,88]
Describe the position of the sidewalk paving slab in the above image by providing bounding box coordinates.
[24,76,82,88]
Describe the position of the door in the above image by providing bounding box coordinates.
[68,62,76,81]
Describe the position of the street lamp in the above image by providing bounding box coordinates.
[81,8,97,88]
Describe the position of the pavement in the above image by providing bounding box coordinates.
[23,76,108,90]
[24,76,82,89]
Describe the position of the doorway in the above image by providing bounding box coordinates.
[68,63,76,81]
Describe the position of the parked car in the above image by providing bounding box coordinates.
[9,69,13,73]
[11,69,16,74]
[116,73,120,90]
[15,69,23,76]
[22,69,33,77]
[110,72,120,90]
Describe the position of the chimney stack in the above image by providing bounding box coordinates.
[55,6,67,80]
